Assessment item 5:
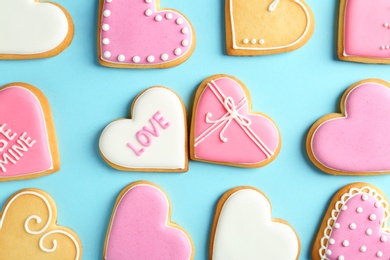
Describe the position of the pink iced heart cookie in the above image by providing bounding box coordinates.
[98,0,195,68]
[190,74,281,168]
[103,181,194,260]
[313,183,390,260]
[339,0,390,63]
[307,79,390,175]
[0,83,59,181]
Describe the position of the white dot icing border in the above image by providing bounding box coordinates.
[100,0,193,65]
[318,186,390,260]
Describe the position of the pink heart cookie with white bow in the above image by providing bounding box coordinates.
[98,0,195,68]
[103,181,194,259]
[307,79,390,175]
[339,0,390,63]
[313,183,390,260]
[190,75,281,168]
[0,83,59,181]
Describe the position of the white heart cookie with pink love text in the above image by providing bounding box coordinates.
[210,187,300,260]
[313,183,390,260]
[98,0,195,68]
[99,87,188,172]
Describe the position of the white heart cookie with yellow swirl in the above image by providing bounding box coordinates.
[0,0,74,59]
[210,186,300,260]
[0,189,82,259]
[226,0,315,56]
[99,87,188,172]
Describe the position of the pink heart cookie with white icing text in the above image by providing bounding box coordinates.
[313,183,390,260]
[190,74,281,168]
[98,0,195,68]
[0,83,59,181]
[339,0,390,63]
[307,79,390,175]
[103,181,194,259]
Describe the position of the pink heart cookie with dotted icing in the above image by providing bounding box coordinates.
[313,183,390,260]
[339,0,390,63]
[307,79,390,175]
[98,0,195,68]
[190,74,281,168]
[103,181,194,259]
[0,83,59,181]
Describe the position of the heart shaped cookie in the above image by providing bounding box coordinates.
[313,183,390,260]
[226,0,315,55]
[0,189,82,259]
[99,87,188,172]
[98,0,195,68]
[103,181,194,259]
[210,186,300,260]
[307,79,390,175]
[190,74,280,168]
[0,83,60,181]
[338,0,390,63]
[0,0,74,59]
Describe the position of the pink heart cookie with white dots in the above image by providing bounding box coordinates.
[98,0,195,68]
[313,183,390,260]
[338,0,390,63]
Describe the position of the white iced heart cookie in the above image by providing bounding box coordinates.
[99,87,188,172]
[0,0,74,59]
[210,187,300,260]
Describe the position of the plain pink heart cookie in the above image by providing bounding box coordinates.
[103,181,194,260]
[0,188,82,259]
[190,74,281,168]
[210,186,300,260]
[0,0,74,59]
[98,0,195,68]
[313,183,390,260]
[99,87,188,172]
[0,83,60,181]
[339,0,390,63]
[307,79,390,175]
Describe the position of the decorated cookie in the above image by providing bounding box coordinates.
[0,188,82,259]
[312,183,390,260]
[98,0,195,68]
[0,0,74,59]
[190,74,281,168]
[0,83,60,181]
[225,0,315,56]
[99,87,188,172]
[103,181,194,259]
[210,186,300,259]
[307,79,390,175]
[338,0,390,63]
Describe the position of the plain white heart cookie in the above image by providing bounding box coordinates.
[210,187,300,260]
[99,87,188,172]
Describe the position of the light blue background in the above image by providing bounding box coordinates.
[1,0,390,259]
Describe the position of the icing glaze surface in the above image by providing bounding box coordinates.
[212,188,299,260]
[193,77,279,165]
[320,186,390,260]
[344,0,390,58]
[0,86,52,178]
[100,0,194,65]
[0,0,70,54]
[105,183,192,259]
[311,82,390,172]
[99,87,186,170]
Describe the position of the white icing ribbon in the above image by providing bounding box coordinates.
[0,191,80,260]
[194,80,274,159]
[268,0,279,12]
